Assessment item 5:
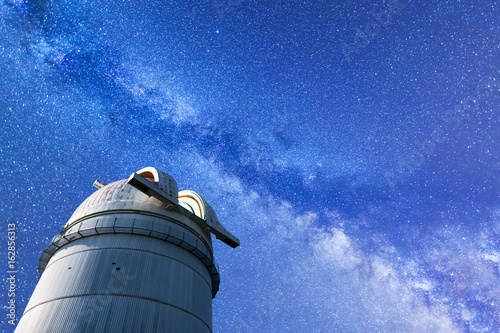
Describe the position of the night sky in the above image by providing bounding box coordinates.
[1,0,500,332]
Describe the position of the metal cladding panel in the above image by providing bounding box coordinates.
[44,240,60,255]
[65,214,212,260]
[37,261,47,272]
[114,216,134,233]
[49,234,211,282]
[201,255,214,267]
[95,216,115,234]
[54,234,70,247]
[167,226,184,245]
[15,295,211,333]
[39,251,52,262]
[65,223,83,241]
[109,180,126,202]
[192,239,209,259]
[24,250,212,328]
[79,218,98,236]
[150,221,170,239]
[133,219,152,235]
[24,235,213,325]
[180,232,198,252]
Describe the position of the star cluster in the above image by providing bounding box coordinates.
[1,0,499,332]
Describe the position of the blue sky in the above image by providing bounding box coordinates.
[1,0,500,332]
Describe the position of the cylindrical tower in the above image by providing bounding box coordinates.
[15,167,239,333]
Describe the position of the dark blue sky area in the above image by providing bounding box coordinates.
[1,1,500,332]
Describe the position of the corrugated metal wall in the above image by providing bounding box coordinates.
[16,296,210,332]
[17,235,212,333]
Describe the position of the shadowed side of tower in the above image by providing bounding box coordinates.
[15,167,239,333]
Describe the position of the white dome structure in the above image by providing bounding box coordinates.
[15,167,239,333]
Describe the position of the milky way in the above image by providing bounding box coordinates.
[1,1,500,332]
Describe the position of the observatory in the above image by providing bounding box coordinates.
[15,167,239,332]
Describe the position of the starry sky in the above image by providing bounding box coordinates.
[1,0,500,332]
